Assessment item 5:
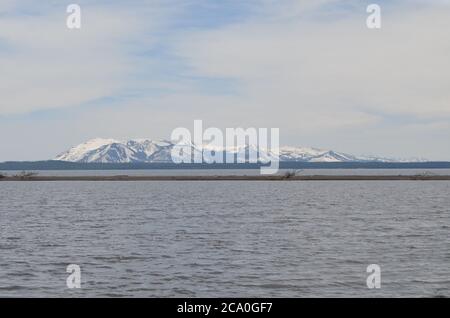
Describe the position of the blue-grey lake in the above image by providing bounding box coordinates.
[0,176,449,297]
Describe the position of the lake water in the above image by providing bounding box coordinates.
[1,180,449,297]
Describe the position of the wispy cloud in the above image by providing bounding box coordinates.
[0,1,179,115]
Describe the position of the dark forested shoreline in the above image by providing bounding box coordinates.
[1,160,450,171]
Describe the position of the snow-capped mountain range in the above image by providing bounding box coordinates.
[55,138,423,163]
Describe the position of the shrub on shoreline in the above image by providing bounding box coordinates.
[283,170,296,179]
[14,171,38,179]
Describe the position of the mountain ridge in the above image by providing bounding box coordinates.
[55,138,426,163]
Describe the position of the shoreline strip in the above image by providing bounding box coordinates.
[1,175,450,181]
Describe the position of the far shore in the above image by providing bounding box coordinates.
[1,175,450,181]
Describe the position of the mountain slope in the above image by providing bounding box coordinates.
[55,138,410,163]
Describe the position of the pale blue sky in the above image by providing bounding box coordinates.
[0,0,449,161]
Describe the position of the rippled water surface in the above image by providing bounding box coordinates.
[1,181,449,297]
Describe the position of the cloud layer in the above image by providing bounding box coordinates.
[0,1,449,161]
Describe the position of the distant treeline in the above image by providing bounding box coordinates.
[1,160,450,171]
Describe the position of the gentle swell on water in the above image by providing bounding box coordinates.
[0,181,449,297]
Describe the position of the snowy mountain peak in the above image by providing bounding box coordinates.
[55,138,414,163]
[55,138,120,162]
